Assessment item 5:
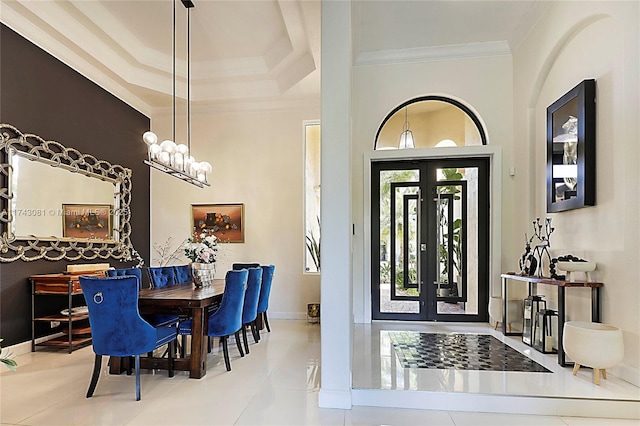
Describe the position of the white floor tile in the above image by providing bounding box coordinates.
[2,319,638,426]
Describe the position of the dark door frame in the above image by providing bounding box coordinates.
[370,157,490,322]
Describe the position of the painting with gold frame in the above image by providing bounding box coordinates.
[191,203,244,243]
[62,203,113,240]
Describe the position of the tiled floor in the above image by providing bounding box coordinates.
[1,320,639,425]
[387,332,550,372]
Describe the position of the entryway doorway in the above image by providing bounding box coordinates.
[371,157,490,322]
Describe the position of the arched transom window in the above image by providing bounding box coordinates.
[374,96,486,150]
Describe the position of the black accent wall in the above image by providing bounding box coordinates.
[0,24,151,346]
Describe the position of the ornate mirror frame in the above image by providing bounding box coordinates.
[0,124,134,262]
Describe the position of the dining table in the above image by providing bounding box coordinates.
[109,279,225,379]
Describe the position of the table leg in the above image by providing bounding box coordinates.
[501,276,507,335]
[592,287,601,322]
[557,286,567,366]
[189,307,207,379]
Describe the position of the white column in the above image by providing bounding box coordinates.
[318,0,353,409]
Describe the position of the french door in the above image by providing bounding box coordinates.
[371,158,490,321]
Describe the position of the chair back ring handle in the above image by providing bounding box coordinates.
[93,292,104,304]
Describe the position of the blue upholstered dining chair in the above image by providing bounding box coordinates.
[232,263,260,270]
[257,265,275,334]
[239,267,262,354]
[173,264,192,285]
[144,267,181,328]
[147,266,177,288]
[106,267,143,289]
[178,269,248,371]
[79,275,177,401]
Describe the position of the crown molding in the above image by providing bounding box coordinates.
[0,3,152,116]
[153,95,320,116]
[355,41,511,67]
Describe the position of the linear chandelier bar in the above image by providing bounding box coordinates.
[143,159,207,188]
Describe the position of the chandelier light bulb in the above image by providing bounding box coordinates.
[160,140,177,154]
[200,161,213,174]
[177,144,189,155]
[142,131,158,146]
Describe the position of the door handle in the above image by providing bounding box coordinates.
[421,243,427,251]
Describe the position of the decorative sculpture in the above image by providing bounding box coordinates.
[530,218,555,277]
[518,218,555,277]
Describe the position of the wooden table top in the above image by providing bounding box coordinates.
[138,279,225,303]
[501,272,603,287]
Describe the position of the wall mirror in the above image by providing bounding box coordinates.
[546,79,596,212]
[0,124,133,262]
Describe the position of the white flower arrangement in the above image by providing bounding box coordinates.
[184,231,218,264]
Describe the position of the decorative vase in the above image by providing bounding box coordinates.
[191,262,216,287]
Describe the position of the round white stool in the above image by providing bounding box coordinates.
[488,297,523,332]
[563,321,624,385]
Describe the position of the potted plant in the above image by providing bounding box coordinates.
[1,339,17,371]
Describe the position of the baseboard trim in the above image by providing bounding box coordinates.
[5,333,65,357]
[351,389,639,419]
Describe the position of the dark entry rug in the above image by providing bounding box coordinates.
[388,332,551,373]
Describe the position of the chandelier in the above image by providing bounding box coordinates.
[398,106,415,149]
[142,0,211,188]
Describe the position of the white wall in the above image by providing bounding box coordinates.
[512,1,639,381]
[150,104,321,320]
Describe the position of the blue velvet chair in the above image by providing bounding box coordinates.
[173,264,192,285]
[232,263,260,270]
[79,275,177,401]
[147,266,177,288]
[106,268,143,289]
[239,267,262,354]
[178,269,248,371]
[257,265,275,334]
[145,267,181,328]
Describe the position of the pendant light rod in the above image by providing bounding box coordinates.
[172,0,176,143]
[141,0,211,188]
[187,3,191,154]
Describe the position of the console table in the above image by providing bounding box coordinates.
[500,273,603,366]
[30,271,105,353]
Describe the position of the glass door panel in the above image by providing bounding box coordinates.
[373,167,423,319]
[433,164,486,319]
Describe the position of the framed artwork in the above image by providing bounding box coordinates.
[62,204,113,240]
[191,203,244,243]
[546,79,596,213]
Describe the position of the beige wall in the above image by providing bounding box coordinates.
[512,1,639,379]
[150,104,321,319]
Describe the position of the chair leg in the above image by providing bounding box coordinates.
[168,341,174,378]
[602,369,607,380]
[263,311,271,332]
[221,336,231,371]
[251,321,260,343]
[86,354,102,398]
[594,368,601,385]
[135,354,141,401]
[242,326,250,354]
[235,331,245,357]
[208,336,212,353]
[180,335,187,358]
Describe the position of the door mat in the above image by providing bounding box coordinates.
[388,332,551,373]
